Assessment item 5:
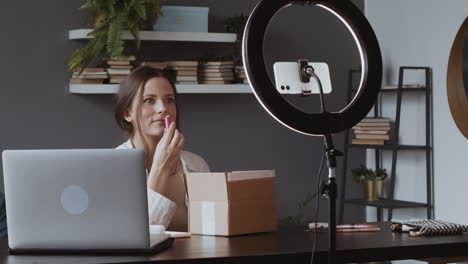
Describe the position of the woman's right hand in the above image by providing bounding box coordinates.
[147,122,185,195]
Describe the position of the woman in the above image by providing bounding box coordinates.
[114,66,210,231]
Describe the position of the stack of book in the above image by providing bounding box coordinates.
[352,118,392,145]
[198,61,235,84]
[235,65,248,84]
[166,61,198,84]
[105,57,135,84]
[70,68,108,84]
[141,61,168,69]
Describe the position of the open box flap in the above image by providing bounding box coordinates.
[185,172,228,201]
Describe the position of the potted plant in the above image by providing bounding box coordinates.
[68,0,163,72]
[224,14,248,66]
[373,168,387,199]
[352,165,387,201]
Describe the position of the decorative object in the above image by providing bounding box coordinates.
[352,165,387,201]
[153,6,209,33]
[447,17,468,139]
[68,0,162,72]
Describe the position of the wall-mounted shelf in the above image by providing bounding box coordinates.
[69,84,252,94]
[69,29,237,43]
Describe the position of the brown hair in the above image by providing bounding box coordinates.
[114,66,180,166]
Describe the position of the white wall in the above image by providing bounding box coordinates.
[365,1,468,223]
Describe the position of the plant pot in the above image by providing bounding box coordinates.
[374,179,383,199]
[363,180,377,201]
[363,180,384,201]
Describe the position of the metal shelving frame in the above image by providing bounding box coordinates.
[339,66,433,222]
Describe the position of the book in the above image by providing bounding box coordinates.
[168,66,198,71]
[141,62,168,69]
[110,78,126,83]
[108,74,129,79]
[106,69,131,75]
[73,67,105,73]
[352,126,391,131]
[176,76,197,81]
[355,122,391,127]
[198,68,233,73]
[72,74,108,79]
[199,65,234,70]
[72,71,107,75]
[360,118,391,122]
[199,76,235,81]
[106,60,132,66]
[355,134,390,140]
[70,78,103,84]
[105,55,135,61]
[200,61,234,66]
[382,84,421,89]
[177,81,198,84]
[108,65,134,69]
[353,130,389,135]
[176,70,197,76]
[199,80,233,84]
[351,139,385,145]
[353,125,391,131]
[199,72,235,78]
[167,61,198,67]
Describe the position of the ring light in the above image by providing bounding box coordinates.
[242,0,382,136]
[242,1,383,264]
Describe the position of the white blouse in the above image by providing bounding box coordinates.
[116,139,210,228]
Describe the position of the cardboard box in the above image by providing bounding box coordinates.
[185,170,277,236]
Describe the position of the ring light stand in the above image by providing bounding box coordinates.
[242,1,382,263]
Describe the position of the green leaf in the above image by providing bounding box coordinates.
[105,0,116,16]
[68,48,86,72]
[89,33,107,61]
[107,12,124,57]
[129,27,141,49]
[133,0,147,20]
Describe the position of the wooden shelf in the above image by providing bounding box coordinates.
[344,198,428,209]
[69,29,237,43]
[69,84,252,94]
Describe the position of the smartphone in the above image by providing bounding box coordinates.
[273,62,332,94]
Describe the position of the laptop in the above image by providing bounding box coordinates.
[2,149,174,255]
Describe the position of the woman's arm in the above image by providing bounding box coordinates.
[147,188,176,227]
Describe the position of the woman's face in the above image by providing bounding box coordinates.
[126,77,177,140]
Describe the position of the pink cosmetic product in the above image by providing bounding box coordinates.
[165,115,172,129]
